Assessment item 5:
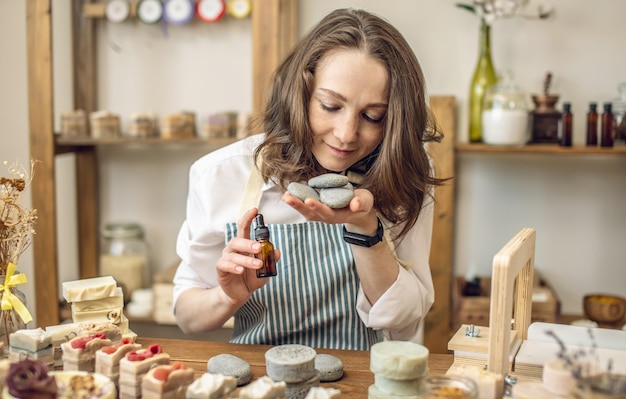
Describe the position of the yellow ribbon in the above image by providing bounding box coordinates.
[0,262,33,324]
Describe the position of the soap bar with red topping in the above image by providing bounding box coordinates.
[62,333,113,372]
[95,338,141,385]
[141,361,194,397]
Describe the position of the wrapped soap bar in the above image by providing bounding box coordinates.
[62,276,118,303]
[90,110,121,139]
[61,109,88,137]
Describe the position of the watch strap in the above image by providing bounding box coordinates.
[342,218,384,247]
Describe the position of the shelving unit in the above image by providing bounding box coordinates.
[26,0,297,328]
[457,143,626,155]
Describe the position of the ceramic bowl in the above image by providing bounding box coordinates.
[583,294,626,324]
[2,371,116,399]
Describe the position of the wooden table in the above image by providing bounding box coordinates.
[137,338,454,398]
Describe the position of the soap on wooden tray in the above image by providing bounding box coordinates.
[63,276,118,302]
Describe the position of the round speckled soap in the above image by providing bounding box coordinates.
[265,344,317,383]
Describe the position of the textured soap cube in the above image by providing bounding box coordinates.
[63,276,118,302]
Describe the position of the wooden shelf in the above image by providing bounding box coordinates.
[55,135,238,147]
[456,143,626,155]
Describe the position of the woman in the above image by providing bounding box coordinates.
[173,8,446,350]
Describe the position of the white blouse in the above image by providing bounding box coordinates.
[173,134,435,343]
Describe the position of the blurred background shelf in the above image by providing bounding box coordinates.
[457,143,626,155]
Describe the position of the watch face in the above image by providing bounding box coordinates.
[137,0,164,24]
[163,0,195,25]
[105,0,130,23]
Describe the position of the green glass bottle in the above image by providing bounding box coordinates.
[468,20,497,143]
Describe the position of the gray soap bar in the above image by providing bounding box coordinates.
[315,354,344,382]
[308,173,349,188]
[288,182,321,201]
[319,187,354,208]
[207,353,252,386]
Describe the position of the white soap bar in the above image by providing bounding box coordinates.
[9,327,52,352]
[265,344,317,383]
[239,376,286,399]
[45,322,81,344]
[71,287,124,311]
[72,307,124,323]
[63,276,118,302]
[186,373,238,399]
[304,387,341,399]
[370,340,429,380]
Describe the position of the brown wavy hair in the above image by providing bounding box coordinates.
[255,8,447,242]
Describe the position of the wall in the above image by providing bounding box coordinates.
[1,0,624,323]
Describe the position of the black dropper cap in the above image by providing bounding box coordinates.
[254,214,269,240]
[589,102,597,112]
[563,102,571,112]
[604,102,612,112]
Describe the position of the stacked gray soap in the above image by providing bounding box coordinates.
[368,341,429,399]
[287,173,354,208]
[266,344,320,399]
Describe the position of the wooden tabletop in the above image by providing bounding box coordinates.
[137,338,454,398]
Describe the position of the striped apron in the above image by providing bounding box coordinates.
[224,165,383,350]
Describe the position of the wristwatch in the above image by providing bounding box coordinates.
[342,218,384,247]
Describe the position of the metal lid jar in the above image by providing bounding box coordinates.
[100,222,149,299]
[482,71,531,146]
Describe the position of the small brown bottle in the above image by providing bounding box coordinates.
[559,102,572,147]
[586,102,598,146]
[601,102,614,147]
[253,214,277,278]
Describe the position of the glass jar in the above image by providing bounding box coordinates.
[425,376,478,399]
[611,82,626,144]
[0,273,27,354]
[482,71,531,146]
[100,222,149,299]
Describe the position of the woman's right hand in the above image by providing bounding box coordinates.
[216,208,280,305]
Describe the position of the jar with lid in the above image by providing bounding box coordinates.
[482,71,531,146]
[611,82,626,144]
[100,222,149,299]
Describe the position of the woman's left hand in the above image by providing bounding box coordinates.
[282,188,377,233]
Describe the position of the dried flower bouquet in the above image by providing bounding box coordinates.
[0,160,37,346]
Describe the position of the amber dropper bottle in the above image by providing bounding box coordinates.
[253,214,277,278]
[586,102,598,146]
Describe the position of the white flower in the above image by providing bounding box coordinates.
[457,0,554,25]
